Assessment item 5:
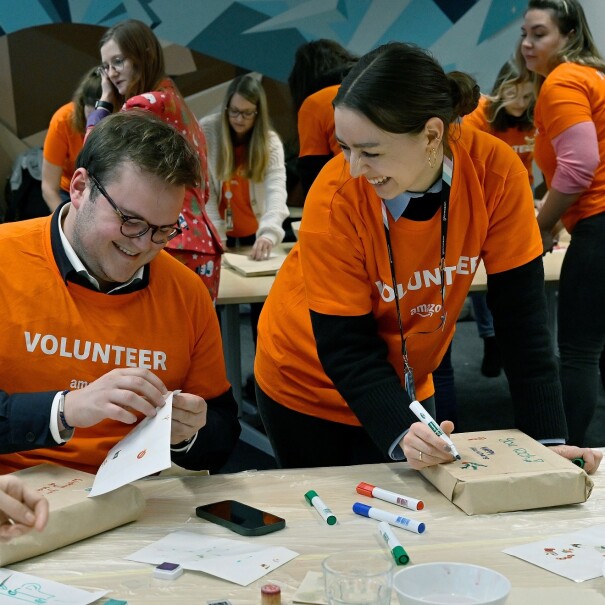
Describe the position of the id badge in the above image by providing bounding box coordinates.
[225,208,234,231]
[404,367,416,402]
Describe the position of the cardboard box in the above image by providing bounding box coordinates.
[0,464,145,565]
[419,429,593,515]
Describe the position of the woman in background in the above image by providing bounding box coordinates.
[463,60,536,378]
[288,39,358,196]
[42,67,101,211]
[200,74,288,261]
[201,75,288,367]
[89,19,222,300]
[519,0,605,446]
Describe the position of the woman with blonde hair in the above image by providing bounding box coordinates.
[201,74,288,261]
[42,67,101,211]
[88,19,222,300]
[519,0,605,446]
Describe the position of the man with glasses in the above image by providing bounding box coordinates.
[0,111,241,474]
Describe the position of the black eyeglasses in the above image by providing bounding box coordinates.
[88,173,182,244]
[226,107,258,120]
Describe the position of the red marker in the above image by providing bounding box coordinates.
[356,482,424,511]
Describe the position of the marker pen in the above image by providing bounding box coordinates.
[409,400,461,460]
[352,502,425,534]
[305,490,337,525]
[572,458,585,469]
[378,521,410,565]
[356,482,424,511]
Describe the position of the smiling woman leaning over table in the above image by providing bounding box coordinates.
[253,41,602,474]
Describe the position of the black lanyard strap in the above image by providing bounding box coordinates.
[380,154,453,400]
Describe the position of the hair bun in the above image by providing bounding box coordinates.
[447,71,480,118]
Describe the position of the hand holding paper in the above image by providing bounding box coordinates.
[170,392,207,445]
[62,367,167,428]
[89,391,177,497]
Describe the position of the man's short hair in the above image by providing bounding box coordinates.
[77,110,201,189]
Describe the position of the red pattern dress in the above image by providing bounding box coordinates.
[124,78,223,301]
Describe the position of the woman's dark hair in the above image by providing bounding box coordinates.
[334,42,480,147]
[99,19,166,100]
[484,60,535,132]
[288,39,358,111]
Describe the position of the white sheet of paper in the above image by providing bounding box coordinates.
[223,252,286,275]
[126,530,298,586]
[89,391,176,497]
[0,568,108,604]
[503,524,605,582]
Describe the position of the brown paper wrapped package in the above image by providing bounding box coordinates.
[0,464,145,565]
[419,429,593,515]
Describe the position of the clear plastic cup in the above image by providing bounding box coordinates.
[323,550,394,605]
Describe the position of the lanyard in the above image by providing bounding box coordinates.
[380,154,453,401]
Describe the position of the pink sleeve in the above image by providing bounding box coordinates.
[551,121,599,193]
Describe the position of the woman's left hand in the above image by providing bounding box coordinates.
[548,445,603,474]
[540,229,555,254]
[250,237,273,260]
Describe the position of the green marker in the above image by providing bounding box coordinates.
[379,521,410,565]
[572,458,585,469]
[304,490,337,525]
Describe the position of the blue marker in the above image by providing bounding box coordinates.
[353,502,425,534]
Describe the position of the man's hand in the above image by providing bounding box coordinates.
[402,420,457,470]
[548,445,603,474]
[61,368,168,429]
[170,393,208,445]
[249,236,273,261]
[0,476,49,542]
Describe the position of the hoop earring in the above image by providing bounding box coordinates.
[427,147,437,169]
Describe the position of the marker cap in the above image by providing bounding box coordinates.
[352,502,371,517]
[392,545,410,565]
[356,482,375,497]
[304,490,318,504]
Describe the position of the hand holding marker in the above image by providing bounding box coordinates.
[409,400,461,460]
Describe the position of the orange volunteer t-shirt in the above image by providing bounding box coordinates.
[43,102,85,192]
[0,216,229,474]
[298,85,341,158]
[255,126,541,425]
[464,96,535,184]
[533,62,605,232]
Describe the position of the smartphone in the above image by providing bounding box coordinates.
[195,500,286,536]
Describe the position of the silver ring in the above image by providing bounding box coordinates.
[418,450,423,462]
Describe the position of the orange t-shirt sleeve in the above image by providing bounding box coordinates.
[538,66,593,139]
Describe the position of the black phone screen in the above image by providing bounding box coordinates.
[195,500,285,536]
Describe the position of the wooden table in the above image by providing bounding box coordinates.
[11,459,605,604]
